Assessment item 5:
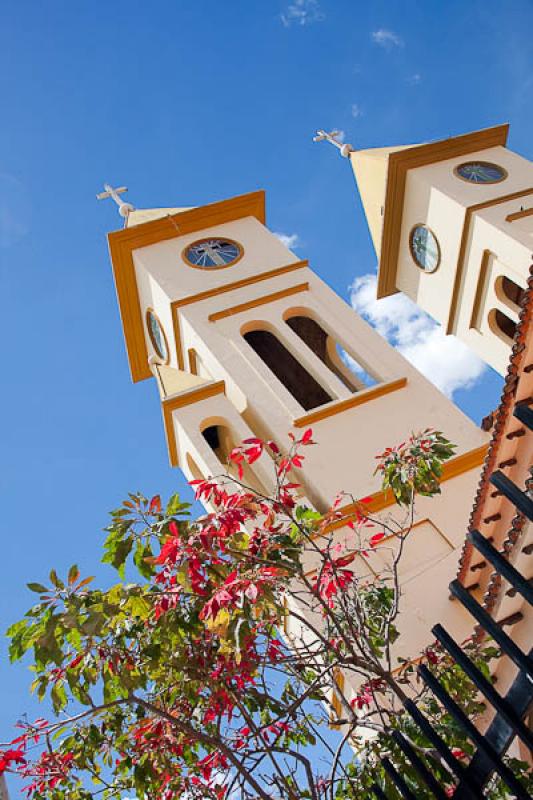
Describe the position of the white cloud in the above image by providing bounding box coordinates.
[371,28,404,48]
[281,0,324,27]
[407,72,422,84]
[274,232,300,249]
[349,274,487,398]
[351,103,363,119]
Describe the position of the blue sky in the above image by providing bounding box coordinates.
[1,0,532,788]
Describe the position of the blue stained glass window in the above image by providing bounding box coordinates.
[147,310,168,361]
[185,238,241,268]
[409,225,440,272]
[455,161,507,184]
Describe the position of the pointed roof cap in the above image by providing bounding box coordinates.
[349,144,415,257]
[126,207,195,228]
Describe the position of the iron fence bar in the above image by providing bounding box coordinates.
[391,730,450,800]
[513,402,533,430]
[432,624,533,752]
[403,700,482,799]
[461,652,533,792]
[467,529,533,603]
[382,758,419,800]
[418,665,531,800]
[488,471,533,521]
[449,580,533,678]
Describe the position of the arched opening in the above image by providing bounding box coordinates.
[497,276,527,309]
[202,424,234,464]
[243,329,332,411]
[201,421,266,492]
[489,308,517,343]
[285,314,376,391]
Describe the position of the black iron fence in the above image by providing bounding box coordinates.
[372,401,533,800]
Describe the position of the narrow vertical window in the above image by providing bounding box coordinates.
[243,329,332,411]
[285,314,377,391]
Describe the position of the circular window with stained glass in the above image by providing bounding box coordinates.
[183,238,243,269]
[409,225,440,273]
[146,309,169,362]
[454,161,507,184]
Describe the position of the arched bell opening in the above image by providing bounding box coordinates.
[284,311,377,391]
[200,418,266,494]
[495,275,527,311]
[488,308,517,343]
[242,327,332,411]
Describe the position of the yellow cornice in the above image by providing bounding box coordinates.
[377,124,509,299]
[322,443,488,534]
[107,191,266,383]
[171,260,308,369]
[208,282,310,322]
[293,378,407,428]
[162,381,226,467]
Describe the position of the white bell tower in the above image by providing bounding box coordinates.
[342,124,532,376]
[105,188,488,663]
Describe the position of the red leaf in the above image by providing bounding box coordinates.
[301,428,314,444]
[369,533,386,548]
[149,495,161,514]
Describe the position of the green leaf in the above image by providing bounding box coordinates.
[166,493,190,516]
[133,541,154,579]
[49,569,64,589]
[68,564,80,584]
[27,582,48,594]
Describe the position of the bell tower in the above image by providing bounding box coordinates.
[343,124,533,376]
[105,188,488,661]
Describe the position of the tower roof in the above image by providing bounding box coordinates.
[125,207,195,228]
[349,144,415,257]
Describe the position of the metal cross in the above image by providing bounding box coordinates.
[96,183,135,218]
[313,129,354,158]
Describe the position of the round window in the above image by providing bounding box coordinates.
[409,225,440,273]
[146,309,169,361]
[183,238,242,269]
[454,161,507,184]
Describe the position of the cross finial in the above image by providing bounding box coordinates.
[313,129,354,158]
[96,183,135,218]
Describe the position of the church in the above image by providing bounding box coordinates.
[103,123,532,780]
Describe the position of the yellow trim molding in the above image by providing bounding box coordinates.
[377,125,509,299]
[323,443,488,534]
[293,378,407,428]
[208,282,310,322]
[107,191,266,383]
[188,348,198,375]
[505,206,533,223]
[162,381,226,467]
[171,259,309,369]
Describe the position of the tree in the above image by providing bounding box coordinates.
[2,429,530,799]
